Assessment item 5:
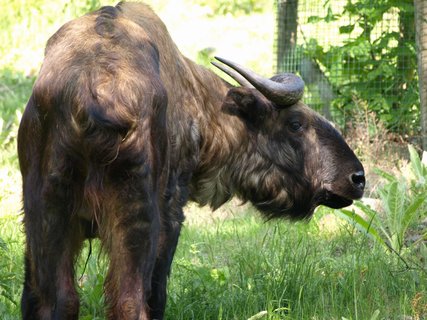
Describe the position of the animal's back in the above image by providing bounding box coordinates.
[18,3,169,219]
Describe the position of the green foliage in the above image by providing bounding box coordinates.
[338,207,386,246]
[0,69,33,225]
[77,241,107,320]
[339,145,427,264]
[304,0,419,134]
[0,70,34,163]
[0,215,24,319]
[194,0,269,16]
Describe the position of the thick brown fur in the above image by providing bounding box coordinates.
[18,2,364,320]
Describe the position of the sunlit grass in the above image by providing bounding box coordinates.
[0,70,32,219]
[0,213,24,319]
[1,206,424,319]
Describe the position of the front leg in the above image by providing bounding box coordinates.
[148,208,184,320]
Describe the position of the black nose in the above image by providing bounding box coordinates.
[350,171,365,191]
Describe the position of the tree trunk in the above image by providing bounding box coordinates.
[414,0,427,150]
[299,57,333,119]
[394,6,415,120]
[276,0,298,73]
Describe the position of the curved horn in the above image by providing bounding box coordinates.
[211,61,254,88]
[214,56,304,106]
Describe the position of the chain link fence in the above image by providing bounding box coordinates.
[275,0,418,135]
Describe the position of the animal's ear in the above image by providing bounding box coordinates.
[222,87,270,126]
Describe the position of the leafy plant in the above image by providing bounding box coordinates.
[339,145,427,260]
[0,240,15,306]
[0,216,24,319]
[303,0,419,134]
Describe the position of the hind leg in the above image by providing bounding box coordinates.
[100,172,160,320]
[21,178,85,320]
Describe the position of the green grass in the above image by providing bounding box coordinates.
[168,207,424,320]
[1,207,425,319]
[0,214,24,319]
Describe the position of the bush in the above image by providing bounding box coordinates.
[303,0,419,135]
[339,145,427,264]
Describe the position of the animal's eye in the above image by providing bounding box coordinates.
[289,121,302,132]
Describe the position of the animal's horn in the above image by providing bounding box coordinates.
[211,61,254,88]
[214,56,304,106]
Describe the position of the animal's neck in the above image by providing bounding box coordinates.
[180,62,251,209]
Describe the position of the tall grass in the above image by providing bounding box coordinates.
[0,214,24,319]
[0,71,31,224]
[167,208,424,319]
[1,207,425,319]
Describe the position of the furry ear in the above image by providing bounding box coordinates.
[222,87,270,127]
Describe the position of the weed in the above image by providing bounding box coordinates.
[339,145,427,272]
[0,214,24,319]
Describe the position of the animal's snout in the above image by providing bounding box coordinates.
[349,171,365,193]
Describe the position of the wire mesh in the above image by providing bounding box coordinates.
[275,0,418,134]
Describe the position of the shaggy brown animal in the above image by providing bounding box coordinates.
[18,2,365,319]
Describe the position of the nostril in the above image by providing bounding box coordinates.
[350,171,365,190]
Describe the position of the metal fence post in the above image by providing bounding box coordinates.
[414,0,427,150]
[276,0,298,73]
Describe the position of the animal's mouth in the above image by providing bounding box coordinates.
[319,174,365,210]
[321,190,354,209]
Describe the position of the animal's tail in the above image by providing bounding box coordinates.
[77,87,136,220]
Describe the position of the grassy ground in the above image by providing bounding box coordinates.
[1,205,425,319]
[167,207,421,320]
[0,1,426,319]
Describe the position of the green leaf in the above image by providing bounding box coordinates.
[370,309,380,320]
[380,181,405,222]
[339,24,355,34]
[367,62,395,81]
[325,7,338,22]
[307,15,322,23]
[353,201,380,223]
[0,237,7,251]
[408,144,426,182]
[337,209,385,246]
[402,193,426,231]
[0,284,17,306]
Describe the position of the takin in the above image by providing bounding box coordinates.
[18,2,365,319]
